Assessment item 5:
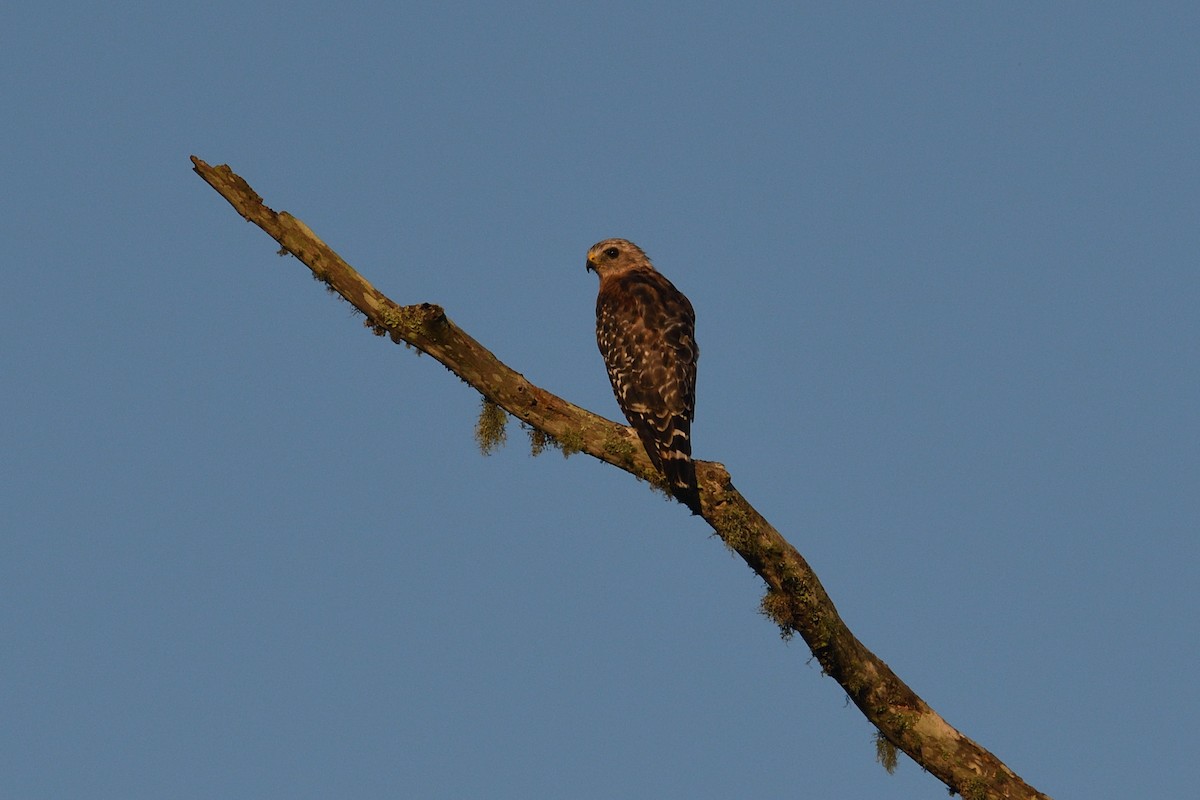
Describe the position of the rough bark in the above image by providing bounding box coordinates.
[191,155,1052,800]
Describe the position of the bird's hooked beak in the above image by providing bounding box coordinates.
[585,256,597,273]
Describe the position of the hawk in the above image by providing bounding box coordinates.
[586,238,701,514]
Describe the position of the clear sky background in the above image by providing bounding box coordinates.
[3,3,1197,797]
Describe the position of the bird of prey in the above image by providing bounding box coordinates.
[586,238,701,514]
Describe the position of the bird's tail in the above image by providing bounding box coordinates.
[669,470,702,515]
[656,427,702,516]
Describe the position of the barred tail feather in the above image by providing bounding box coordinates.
[657,425,701,515]
[665,459,702,515]
[628,411,702,515]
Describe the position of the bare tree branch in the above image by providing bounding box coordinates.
[191,155,1051,800]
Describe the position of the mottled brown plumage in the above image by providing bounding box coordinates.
[586,238,701,514]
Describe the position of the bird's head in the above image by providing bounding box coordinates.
[586,238,650,277]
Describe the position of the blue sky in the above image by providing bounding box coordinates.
[4,3,1197,797]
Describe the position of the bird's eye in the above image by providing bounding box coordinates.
[604,247,620,258]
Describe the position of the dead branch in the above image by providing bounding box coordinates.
[191,155,1051,800]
